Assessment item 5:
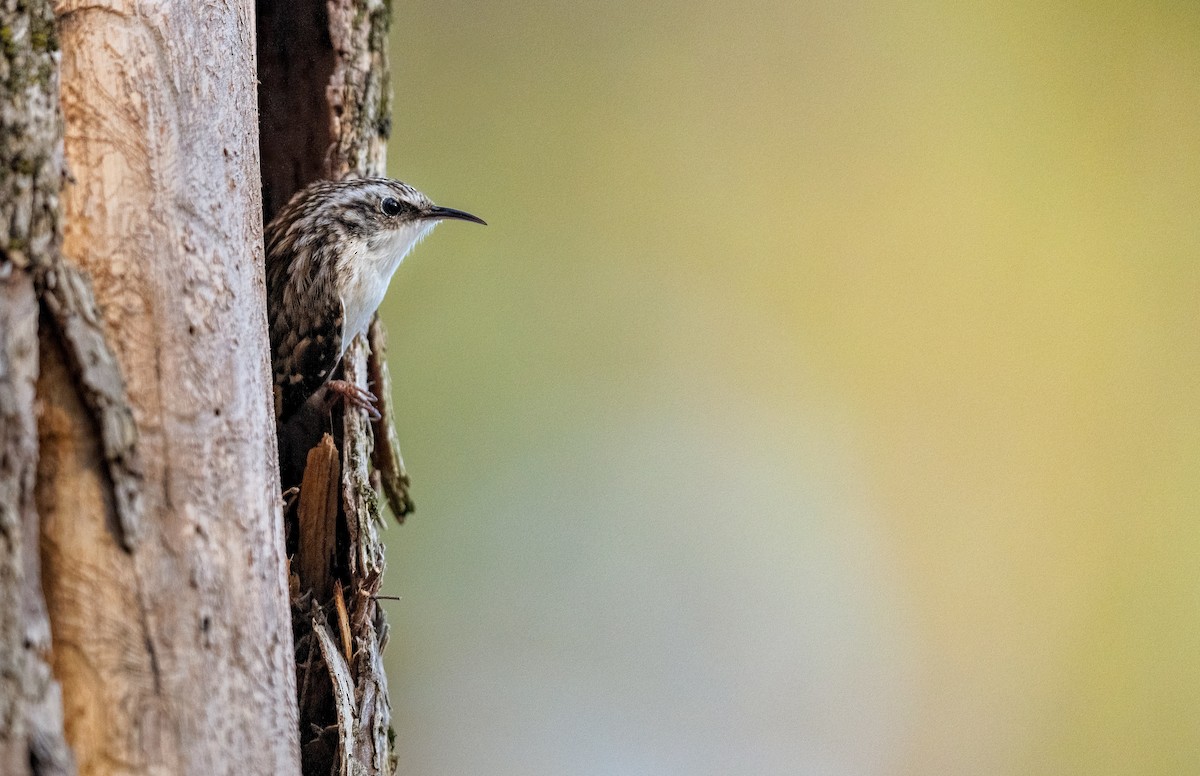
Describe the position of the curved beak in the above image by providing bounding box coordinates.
[421,205,487,226]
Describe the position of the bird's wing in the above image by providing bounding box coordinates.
[273,296,345,421]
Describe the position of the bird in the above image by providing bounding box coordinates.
[264,176,484,481]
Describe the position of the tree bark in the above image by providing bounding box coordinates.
[4,1,401,773]
[0,3,79,773]
[259,1,405,773]
[29,3,302,774]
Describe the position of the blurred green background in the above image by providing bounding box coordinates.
[380,2,1200,774]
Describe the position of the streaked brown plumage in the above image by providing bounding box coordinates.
[264,177,484,423]
[264,177,484,487]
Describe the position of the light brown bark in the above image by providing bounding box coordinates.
[31,3,301,774]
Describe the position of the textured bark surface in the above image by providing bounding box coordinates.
[34,3,301,774]
[38,257,142,549]
[0,281,74,776]
[0,2,76,773]
[259,1,402,773]
[369,318,413,521]
[258,0,391,205]
[325,0,392,179]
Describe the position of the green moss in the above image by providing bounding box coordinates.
[0,10,59,88]
[0,25,15,61]
[29,8,58,53]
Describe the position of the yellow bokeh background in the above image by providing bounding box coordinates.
[380,2,1200,773]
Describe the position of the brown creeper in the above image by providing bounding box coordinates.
[265,177,484,472]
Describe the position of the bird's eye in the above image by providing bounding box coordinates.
[381,197,403,217]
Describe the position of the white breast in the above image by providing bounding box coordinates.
[338,221,437,354]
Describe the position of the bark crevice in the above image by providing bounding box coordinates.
[259,1,402,773]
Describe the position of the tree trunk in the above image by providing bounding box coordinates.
[4,2,303,774]
[2,1,400,772]
[259,2,406,774]
[1,2,82,773]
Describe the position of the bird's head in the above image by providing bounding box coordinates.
[280,176,485,344]
[314,176,481,233]
[324,177,484,274]
[363,178,487,229]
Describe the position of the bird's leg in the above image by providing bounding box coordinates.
[323,379,381,421]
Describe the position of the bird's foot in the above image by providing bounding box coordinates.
[324,379,381,421]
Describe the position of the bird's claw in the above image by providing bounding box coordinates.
[324,379,381,421]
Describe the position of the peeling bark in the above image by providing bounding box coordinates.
[369,318,413,522]
[37,260,142,549]
[297,434,340,602]
[259,1,401,773]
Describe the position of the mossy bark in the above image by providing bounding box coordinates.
[0,2,75,773]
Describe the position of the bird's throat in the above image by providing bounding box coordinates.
[338,221,437,354]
